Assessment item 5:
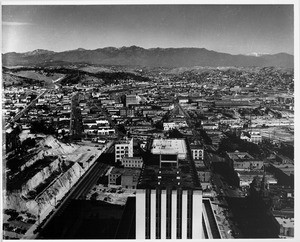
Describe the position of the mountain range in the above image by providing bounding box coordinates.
[2,46,294,68]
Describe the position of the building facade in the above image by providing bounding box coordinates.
[226,151,264,171]
[126,94,139,107]
[115,138,133,163]
[136,189,202,239]
[121,156,143,168]
[190,145,204,160]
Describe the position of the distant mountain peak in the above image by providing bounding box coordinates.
[120,45,144,50]
[23,49,54,56]
[246,52,270,57]
[2,47,293,68]
[76,48,86,51]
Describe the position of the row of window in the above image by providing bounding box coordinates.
[192,150,203,154]
[116,145,130,149]
[123,160,142,163]
[116,150,129,154]
[123,164,142,168]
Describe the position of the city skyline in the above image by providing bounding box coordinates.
[2,4,294,55]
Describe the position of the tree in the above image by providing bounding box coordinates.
[30,120,56,135]
[168,129,184,138]
[116,124,126,135]
[22,137,36,148]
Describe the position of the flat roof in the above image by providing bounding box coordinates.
[151,138,187,155]
[226,152,254,160]
[190,144,203,149]
[137,158,200,190]
[271,163,294,176]
[115,138,133,145]
[226,152,263,163]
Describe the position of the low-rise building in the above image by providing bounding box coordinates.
[240,131,262,144]
[190,144,204,160]
[121,157,143,168]
[237,170,277,187]
[108,167,141,189]
[226,151,264,171]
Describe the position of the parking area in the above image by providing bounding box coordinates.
[3,209,37,239]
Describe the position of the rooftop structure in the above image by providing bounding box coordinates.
[226,151,254,161]
[138,139,200,190]
[151,139,187,160]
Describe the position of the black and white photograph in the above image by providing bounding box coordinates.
[1,1,299,240]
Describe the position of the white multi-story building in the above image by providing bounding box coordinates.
[190,144,204,160]
[115,138,133,163]
[163,121,188,131]
[163,122,176,131]
[136,189,202,239]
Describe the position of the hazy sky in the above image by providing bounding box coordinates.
[2,5,294,55]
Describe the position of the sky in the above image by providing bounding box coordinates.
[2,4,294,55]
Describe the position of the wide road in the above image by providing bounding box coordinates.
[94,103,125,138]
[69,92,79,137]
[211,173,242,198]
[175,102,200,137]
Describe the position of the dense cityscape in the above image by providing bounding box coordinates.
[2,62,294,239]
[2,3,296,241]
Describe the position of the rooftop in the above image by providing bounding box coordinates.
[190,144,203,150]
[151,138,187,156]
[137,156,200,190]
[271,163,294,176]
[115,138,133,145]
[226,151,262,162]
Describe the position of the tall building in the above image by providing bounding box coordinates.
[136,189,202,239]
[136,138,203,239]
[115,138,133,163]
